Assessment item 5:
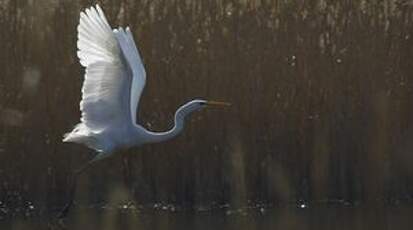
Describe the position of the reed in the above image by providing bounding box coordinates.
[0,0,412,212]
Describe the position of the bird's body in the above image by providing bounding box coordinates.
[63,5,229,164]
[59,4,229,218]
[65,122,143,158]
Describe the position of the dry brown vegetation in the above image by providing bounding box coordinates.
[1,0,413,215]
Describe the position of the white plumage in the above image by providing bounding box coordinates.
[63,4,230,163]
[59,4,230,218]
[64,5,147,160]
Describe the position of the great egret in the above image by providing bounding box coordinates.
[59,4,229,217]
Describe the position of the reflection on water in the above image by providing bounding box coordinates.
[1,204,413,230]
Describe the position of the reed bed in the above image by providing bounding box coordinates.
[0,0,413,213]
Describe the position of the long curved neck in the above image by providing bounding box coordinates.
[142,104,193,144]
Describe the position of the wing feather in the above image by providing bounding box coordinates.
[75,5,141,132]
[113,27,146,126]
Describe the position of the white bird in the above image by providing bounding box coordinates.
[59,4,229,217]
[64,4,230,165]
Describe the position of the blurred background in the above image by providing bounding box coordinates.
[1,0,413,229]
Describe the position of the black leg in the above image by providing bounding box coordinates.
[57,162,92,219]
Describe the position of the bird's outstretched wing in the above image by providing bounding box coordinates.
[113,27,146,127]
[76,5,146,131]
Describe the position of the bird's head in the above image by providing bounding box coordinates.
[177,99,231,117]
[185,99,231,112]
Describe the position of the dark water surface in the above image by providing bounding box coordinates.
[1,204,413,230]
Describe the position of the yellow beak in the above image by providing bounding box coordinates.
[205,100,231,107]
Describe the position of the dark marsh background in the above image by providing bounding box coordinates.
[1,0,413,228]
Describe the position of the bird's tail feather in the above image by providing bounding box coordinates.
[63,123,103,152]
[63,123,88,142]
